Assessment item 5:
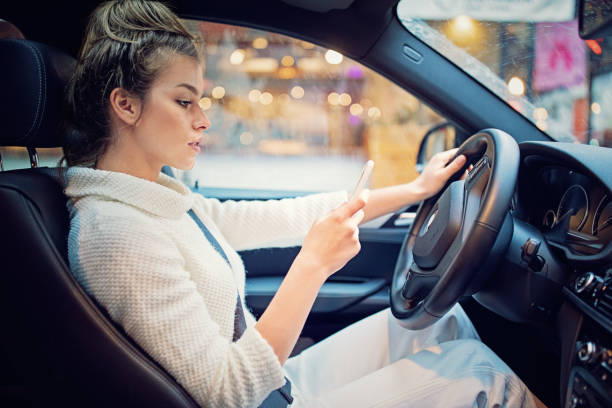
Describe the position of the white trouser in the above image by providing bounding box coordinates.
[284,305,537,408]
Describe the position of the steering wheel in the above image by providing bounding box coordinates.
[390,129,520,329]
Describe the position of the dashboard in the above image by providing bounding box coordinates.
[538,169,610,239]
[516,143,612,263]
[514,142,612,408]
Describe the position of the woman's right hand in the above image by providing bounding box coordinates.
[296,191,369,280]
[256,191,369,364]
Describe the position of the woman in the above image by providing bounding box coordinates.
[63,1,536,407]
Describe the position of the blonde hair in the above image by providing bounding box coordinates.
[62,0,201,168]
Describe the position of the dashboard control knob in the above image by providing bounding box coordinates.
[521,238,540,260]
[520,238,544,271]
[577,341,598,364]
[574,272,595,294]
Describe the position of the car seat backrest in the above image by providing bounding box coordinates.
[0,39,199,407]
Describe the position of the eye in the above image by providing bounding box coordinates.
[177,99,192,108]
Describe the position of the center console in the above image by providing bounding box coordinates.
[564,266,612,407]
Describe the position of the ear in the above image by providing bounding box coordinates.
[108,87,142,126]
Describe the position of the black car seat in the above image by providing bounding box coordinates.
[0,39,200,407]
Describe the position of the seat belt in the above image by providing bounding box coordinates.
[187,209,293,407]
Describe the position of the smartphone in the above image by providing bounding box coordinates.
[350,160,374,201]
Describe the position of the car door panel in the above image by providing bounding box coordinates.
[246,276,387,314]
[196,187,410,321]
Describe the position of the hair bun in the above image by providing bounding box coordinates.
[90,0,196,45]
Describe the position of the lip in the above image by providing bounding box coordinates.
[187,140,201,153]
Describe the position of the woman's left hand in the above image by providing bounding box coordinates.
[412,148,467,199]
[352,149,468,224]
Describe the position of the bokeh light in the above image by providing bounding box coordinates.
[260,92,273,105]
[349,103,364,116]
[325,50,343,65]
[290,86,305,99]
[198,97,212,110]
[592,102,602,115]
[248,89,261,103]
[339,93,352,106]
[328,92,340,105]
[229,49,245,65]
[368,107,382,119]
[508,76,525,96]
[533,107,548,121]
[252,37,268,49]
[281,56,295,67]
[212,86,226,99]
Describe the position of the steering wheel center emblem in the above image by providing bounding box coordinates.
[423,209,438,235]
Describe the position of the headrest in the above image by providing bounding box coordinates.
[0,39,75,148]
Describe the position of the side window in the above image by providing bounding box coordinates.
[0,20,451,189]
[0,147,63,171]
[182,20,450,192]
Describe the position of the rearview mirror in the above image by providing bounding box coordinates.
[579,0,612,39]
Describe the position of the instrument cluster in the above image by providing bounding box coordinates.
[521,166,611,254]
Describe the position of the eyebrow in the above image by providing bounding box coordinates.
[175,83,205,98]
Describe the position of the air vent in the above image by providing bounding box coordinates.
[595,286,612,321]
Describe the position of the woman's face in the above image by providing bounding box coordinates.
[132,54,209,172]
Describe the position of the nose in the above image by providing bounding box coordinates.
[194,108,211,132]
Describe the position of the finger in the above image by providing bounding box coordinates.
[443,154,467,177]
[352,227,360,243]
[358,188,370,204]
[339,189,368,219]
[434,148,459,164]
[350,209,365,225]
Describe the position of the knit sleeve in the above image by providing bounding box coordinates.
[193,191,348,251]
[69,213,285,408]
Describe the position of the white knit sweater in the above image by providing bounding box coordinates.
[64,167,347,408]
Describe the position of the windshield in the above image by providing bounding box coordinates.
[397,0,612,147]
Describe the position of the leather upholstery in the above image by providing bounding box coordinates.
[0,40,200,407]
[0,39,74,148]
